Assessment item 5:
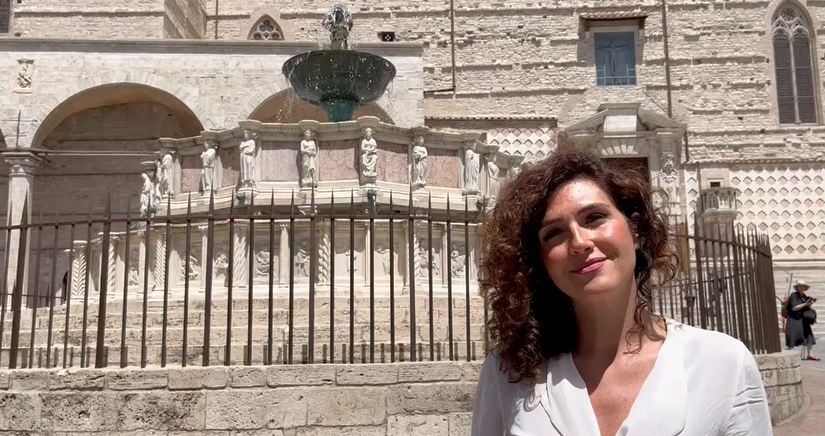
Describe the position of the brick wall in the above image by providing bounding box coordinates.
[0,353,803,433]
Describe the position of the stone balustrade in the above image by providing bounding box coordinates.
[698,186,739,217]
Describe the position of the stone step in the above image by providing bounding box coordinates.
[1,339,488,368]
[3,322,488,349]
[3,298,488,332]
[10,296,485,323]
[3,305,489,335]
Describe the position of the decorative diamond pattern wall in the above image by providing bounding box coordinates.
[731,164,825,258]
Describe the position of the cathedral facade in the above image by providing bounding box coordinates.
[0,0,823,332]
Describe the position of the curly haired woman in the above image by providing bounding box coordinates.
[471,149,772,436]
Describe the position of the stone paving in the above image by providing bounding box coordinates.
[774,339,825,433]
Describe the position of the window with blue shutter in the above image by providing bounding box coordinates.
[595,32,637,86]
[773,5,819,124]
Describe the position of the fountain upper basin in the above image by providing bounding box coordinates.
[282,50,397,123]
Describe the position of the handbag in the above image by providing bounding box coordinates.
[803,308,817,324]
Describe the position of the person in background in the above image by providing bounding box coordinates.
[786,280,819,361]
[472,149,772,436]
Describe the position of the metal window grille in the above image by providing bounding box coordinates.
[773,5,818,124]
[595,32,637,87]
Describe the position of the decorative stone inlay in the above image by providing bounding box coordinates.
[14,59,34,92]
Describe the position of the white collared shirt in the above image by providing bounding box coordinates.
[471,320,773,436]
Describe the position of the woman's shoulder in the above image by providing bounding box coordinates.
[667,320,751,367]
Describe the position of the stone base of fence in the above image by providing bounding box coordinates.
[0,353,804,433]
[756,351,805,425]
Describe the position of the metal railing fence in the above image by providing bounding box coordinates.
[0,191,780,369]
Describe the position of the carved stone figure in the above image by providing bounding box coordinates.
[295,240,310,277]
[464,149,480,193]
[214,249,229,286]
[486,160,500,203]
[300,130,318,188]
[360,127,378,185]
[240,129,258,186]
[376,243,391,275]
[16,61,33,90]
[255,249,278,278]
[417,239,439,278]
[200,141,217,193]
[323,4,353,50]
[140,169,157,218]
[339,242,360,274]
[182,255,200,282]
[156,151,174,197]
[509,164,522,179]
[659,152,678,203]
[450,244,466,278]
[411,136,428,189]
[128,267,139,287]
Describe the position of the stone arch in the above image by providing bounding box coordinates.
[244,87,396,125]
[241,8,293,41]
[31,76,205,148]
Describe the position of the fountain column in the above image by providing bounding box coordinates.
[70,241,87,298]
[200,225,209,292]
[233,222,249,288]
[278,223,290,286]
[317,221,331,286]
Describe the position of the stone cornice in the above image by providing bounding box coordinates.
[0,37,424,56]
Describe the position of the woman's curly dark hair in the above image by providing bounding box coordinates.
[479,148,678,384]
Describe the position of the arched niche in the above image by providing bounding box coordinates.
[248,88,395,124]
[33,83,203,148]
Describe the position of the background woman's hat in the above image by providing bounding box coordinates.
[794,280,810,289]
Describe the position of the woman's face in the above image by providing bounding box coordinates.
[537,178,639,301]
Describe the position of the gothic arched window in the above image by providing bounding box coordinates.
[773,4,818,124]
[0,0,11,34]
[249,16,283,41]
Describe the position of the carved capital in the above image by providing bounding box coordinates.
[3,151,45,177]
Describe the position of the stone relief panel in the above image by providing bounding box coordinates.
[333,229,364,279]
[377,141,410,184]
[212,241,231,287]
[416,237,442,281]
[260,142,299,182]
[180,154,202,193]
[448,242,467,280]
[372,228,406,281]
[319,139,358,181]
[220,146,240,188]
[731,164,825,258]
[294,237,312,279]
[128,246,140,289]
[427,148,460,189]
[252,232,280,284]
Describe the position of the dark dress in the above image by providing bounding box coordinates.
[786,291,816,348]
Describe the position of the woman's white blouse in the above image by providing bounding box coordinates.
[471,320,773,436]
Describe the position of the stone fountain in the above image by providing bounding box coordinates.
[282,4,397,122]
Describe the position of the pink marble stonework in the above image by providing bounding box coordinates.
[220,146,240,188]
[260,142,300,182]
[180,155,201,193]
[427,148,460,189]
[377,141,409,184]
[319,139,358,182]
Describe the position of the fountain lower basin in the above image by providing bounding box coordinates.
[282,50,397,123]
